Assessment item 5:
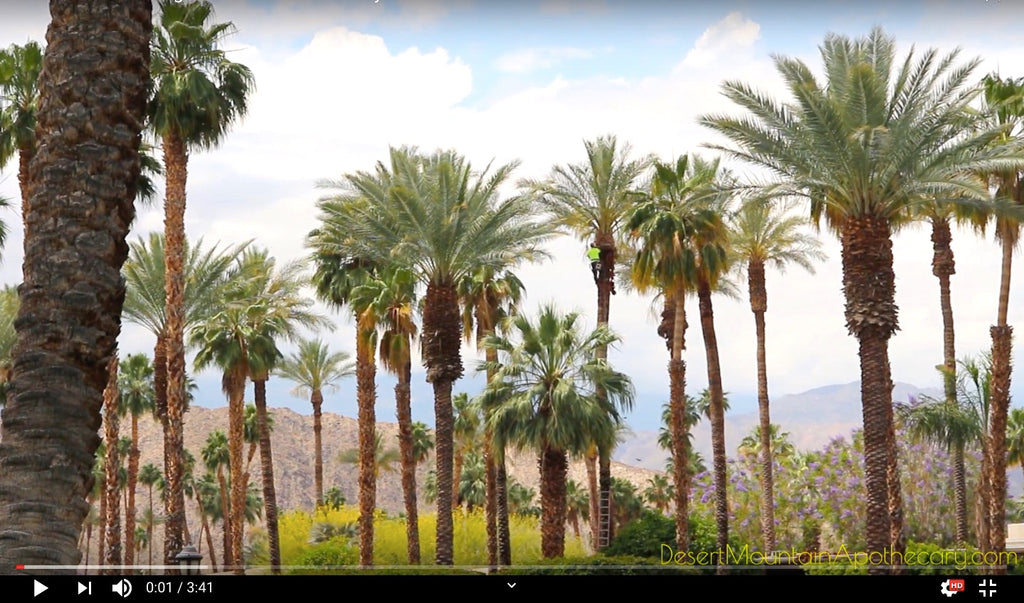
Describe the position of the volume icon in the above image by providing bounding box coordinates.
[112,579,132,598]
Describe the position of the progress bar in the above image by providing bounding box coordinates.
[16,564,211,570]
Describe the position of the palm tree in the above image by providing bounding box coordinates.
[276,338,355,507]
[229,249,328,574]
[352,266,422,563]
[452,393,482,507]
[565,479,590,539]
[411,422,434,466]
[122,232,243,566]
[643,474,672,514]
[729,198,824,552]
[0,39,42,235]
[524,135,650,549]
[201,430,231,567]
[458,266,524,566]
[897,382,985,546]
[627,153,729,553]
[701,27,1021,571]
[148,0,255,564]
[102,357,123,572]
[308,249,381,568]
[956,354,994,548]
[0,0,151,570]
[310,145,554,564]
[980,73,1024,559]
[481,304,634,558]
[117,353,156,573]
[138,463,163,569]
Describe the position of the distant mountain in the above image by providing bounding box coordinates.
[616,381,941,470]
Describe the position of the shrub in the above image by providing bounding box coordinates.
[603,510,721,560]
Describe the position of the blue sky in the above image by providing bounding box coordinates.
[2,0,1024,434]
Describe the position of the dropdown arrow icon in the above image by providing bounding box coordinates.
[507,582,516,589]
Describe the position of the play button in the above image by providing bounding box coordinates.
[33,580,47,597]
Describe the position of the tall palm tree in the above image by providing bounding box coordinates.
[310,146,554,564]
[117,353,156,573]
[643,474,671,514]
[451,392,482,506]
[980,73,1024,559]
[701,27,1022,571]
[122,232,244,565]
[458,266,524,566]
[148,0,255,563]
[0,0,151,571]
[0,39,42,235]
[137,463,163,569]
[200,431,231,567]
[729,198,824,552]
[524,135,650,549]
[228,249,329,574]
[897,383,984,545]
[627,153,728,553]
[481,304,634,558]
[102,356,122,572]
[352,267,422,564]
[276,338,355,507]
[308,250,381,568]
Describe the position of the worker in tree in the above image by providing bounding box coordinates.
[587,242,601,283]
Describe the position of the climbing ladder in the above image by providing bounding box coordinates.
[598,489,611,548]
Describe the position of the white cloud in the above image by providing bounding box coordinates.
[680,11,761,69]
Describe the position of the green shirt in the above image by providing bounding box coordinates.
[587,247,601,261]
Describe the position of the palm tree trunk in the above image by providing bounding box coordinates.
[988,322,1011,560]
[196,490,217,573]
[162,128,189,570]
[585,446,599,550]
[226,368,247,574]
[356,325,378,568]
[931,216,966,544]
[594,237,615,550]
[883,355,906,573]
[422,281,464,565]
[0,0,151,572]
[840,215,900,576]
[217,467,232,568]
[253,379,281,574]
[496,456,512,565]
[748,259,776,554]
[98,477,107,569]
[103,356,122,573]
[395,360,420,564]
[539,445,568,558]
[311,390,324,508]
[125,413,139,574]
[697,282,729,573]
[669,286,690,552]
[453,450,464,509]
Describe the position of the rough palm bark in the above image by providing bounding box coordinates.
[585,448,598,549]
[668,287,690,552]
[0,0,151,573]
[311,389,325,508]
[124,406,140,573]
[225,367,246,574]
[162,128,189,567]
[697,280,729,569]
[253,378,281,574]
[539,446,569,558]
[931,216,967,544]
[747,259,776,553]
[103,356,121,573]
[594,234,615,549]
[422,281,463,565]
[882,351,905,572]
[840,215,900,576]
[356,326,377,567]
[395,359,420,564]
[496,458,512,565]
[18,146,34,245]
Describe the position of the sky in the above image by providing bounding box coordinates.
[2,0,1024,434]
